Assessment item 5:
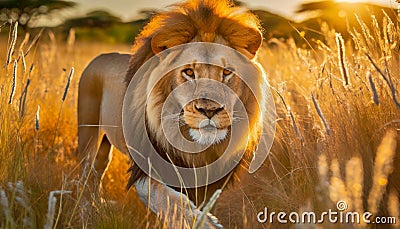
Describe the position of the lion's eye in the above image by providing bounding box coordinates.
[223,69,232,76]
[222,68,234,82]
[182,68,195,79]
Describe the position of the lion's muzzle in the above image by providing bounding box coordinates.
[193,99,225,119]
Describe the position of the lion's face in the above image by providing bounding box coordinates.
[171,63,242,145]
[143,42,264,158]
[145,52,248,148]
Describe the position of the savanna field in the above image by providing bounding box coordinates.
[0,5,400,229]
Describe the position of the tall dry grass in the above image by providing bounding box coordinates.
[215,11,400,228]
[0,25,153,228]
[0,10,399,229]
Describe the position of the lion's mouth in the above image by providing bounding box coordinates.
[199,124,217,131]
[187,119,229,145]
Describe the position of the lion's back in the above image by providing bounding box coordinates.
[79,53,131,155]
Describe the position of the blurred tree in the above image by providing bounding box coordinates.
[296,0,336,14]
[138,9,157,19]
[0,0,76,29]
[252,10,295,38]
[232,0,245,7]
[64,10,122,28]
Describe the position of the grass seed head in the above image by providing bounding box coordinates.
[62,67,74,101]
[5,21,18,67]
[368,130,397,214]
[335,33,350,87]
[8,60,17,104]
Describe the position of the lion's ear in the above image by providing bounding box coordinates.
[151,17,196,54]
[151,31,193,54]
[220,20,263,58]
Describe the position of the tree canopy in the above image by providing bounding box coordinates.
[0,0,76,29]
[64,10,122,28]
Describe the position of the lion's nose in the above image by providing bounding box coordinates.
[194,102,224,119]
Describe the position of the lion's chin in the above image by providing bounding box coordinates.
[189,128,228,145]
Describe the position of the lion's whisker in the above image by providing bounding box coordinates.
[179,120,187,127]
[162,113,181,120]
[232,117,246,123]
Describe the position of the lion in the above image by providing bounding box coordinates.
[78,0,267,227]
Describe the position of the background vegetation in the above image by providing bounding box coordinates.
[0,0,399,228]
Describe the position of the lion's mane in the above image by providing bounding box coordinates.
[125,0,265,205]
[125,0,262,83]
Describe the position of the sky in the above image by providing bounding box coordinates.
[67,0,399,22]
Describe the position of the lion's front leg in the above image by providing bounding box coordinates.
[134,177,223,228]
